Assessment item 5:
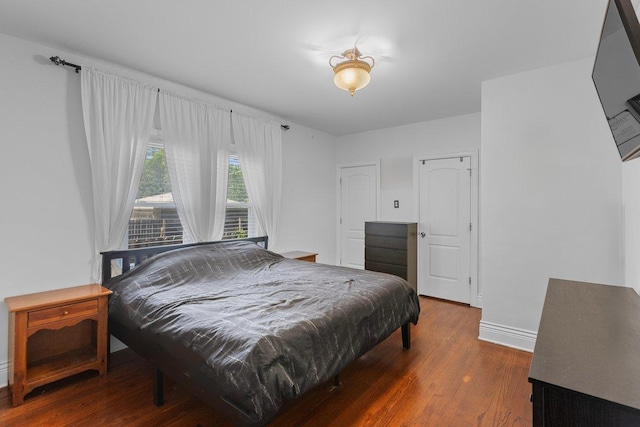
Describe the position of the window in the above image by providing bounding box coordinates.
[128,135,252,248]
[128,134,183,249]
[223,153,254,239]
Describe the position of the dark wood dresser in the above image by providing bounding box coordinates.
[528,278,640,426]
[364,221,417,292]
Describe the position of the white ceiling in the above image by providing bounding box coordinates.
[0,0,620,135]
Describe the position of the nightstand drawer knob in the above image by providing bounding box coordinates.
[63,311,69,315]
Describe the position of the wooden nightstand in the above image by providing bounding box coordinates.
[280,251,318,262]
[4,283,112,406]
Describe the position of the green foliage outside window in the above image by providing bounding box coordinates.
[135,147,248,206]
[137,147,171,199]
[234,227,248,239]
[228,163,248,203]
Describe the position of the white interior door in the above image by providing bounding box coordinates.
[418,157,471,303]
[340,165,377,268]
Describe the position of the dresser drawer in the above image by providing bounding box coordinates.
[28,300,98,327]
[365,247,408,266]
[365,235,407,250]
[365,222,409,238]
[365,261,408,280]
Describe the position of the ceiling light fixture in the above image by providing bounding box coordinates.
[329,47,375,97]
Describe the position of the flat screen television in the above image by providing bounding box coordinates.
[593,0,640,161]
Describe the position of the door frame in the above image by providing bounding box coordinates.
[413,150,480,308]
[336,161,381,266]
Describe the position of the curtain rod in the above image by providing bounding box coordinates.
[50,56,81,73]
[49,55,291,131]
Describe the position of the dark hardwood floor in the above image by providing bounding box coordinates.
[0,297,533,426]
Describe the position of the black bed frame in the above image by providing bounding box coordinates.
[101,236,411,425]
[101,236,269,282]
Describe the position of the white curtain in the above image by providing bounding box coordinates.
[159,92,230,243]
[81,67,158,282]
[231,114,282,249]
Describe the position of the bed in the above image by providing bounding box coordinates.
[101,237,420,425]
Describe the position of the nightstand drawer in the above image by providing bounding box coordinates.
[28,300,98,327]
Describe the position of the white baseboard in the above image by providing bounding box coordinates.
[0,360,7,389]
[473,294,483,308]
[478,320,536,352]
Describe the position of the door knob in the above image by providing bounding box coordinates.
[420,232,426,238]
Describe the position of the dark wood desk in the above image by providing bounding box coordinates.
[529,279,640,426]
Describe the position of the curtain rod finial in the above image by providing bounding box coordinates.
[49,55,81,73]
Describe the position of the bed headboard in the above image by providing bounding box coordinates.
[100,236,269,284]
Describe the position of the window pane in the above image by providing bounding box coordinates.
[227,154,248,203]
[136,146,171,199]
[223,154,250,239]
[129,145,183,248]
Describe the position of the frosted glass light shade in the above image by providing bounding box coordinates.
[333,60,372,96]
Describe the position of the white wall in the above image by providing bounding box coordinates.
[624,160,640,294]
[480,56,624,351]
[336,113,481,221]
[623,2,640,289]
[278,125,337,263]
[0,31,96,388]
[335,114,481,301]
[0,33,337,386]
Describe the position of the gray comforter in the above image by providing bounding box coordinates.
[105,241,420,424]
